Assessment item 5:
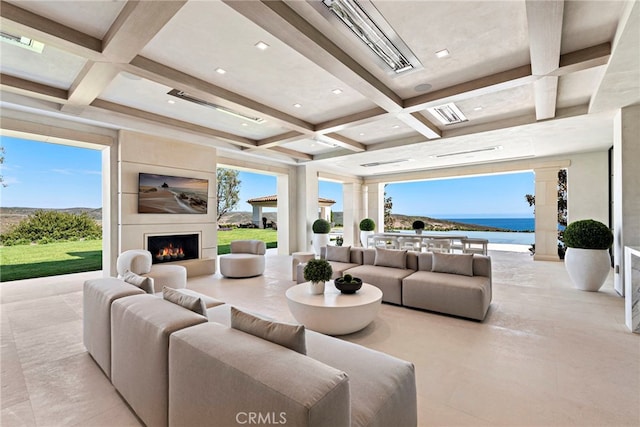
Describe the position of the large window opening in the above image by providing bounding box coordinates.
[0,135,104,281]
[384,171,535,250]
[216,167,278,254]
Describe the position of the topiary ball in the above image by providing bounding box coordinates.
[343,273,353,282]
[564,219,613,250]
[312,219,331,234]
[412,220,425,229]
[359,218,375,231]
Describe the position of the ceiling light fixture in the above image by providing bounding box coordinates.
[427,102,468,125]
[312,138,338,148]
[332,88,343,95]
[322,0,420,74]
[0,31,44,53]
[435,49,450,58]
[215,68,226,74]
[361,159,410,167]
[434,146,503,158]
[293,103,302,108]
[167,89,265,124]
[167,99,176,104]
[255,41,270,50]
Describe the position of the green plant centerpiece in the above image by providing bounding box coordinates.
[303,258,333,295]
[311,218,331,255]
[359,218,376,248]
[563,219,613,292]
[412,220,425,235]
[334,273,363,294]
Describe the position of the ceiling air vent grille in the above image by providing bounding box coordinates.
[427,102,468,125]
[0,32,44,53]
[167,89,265,124]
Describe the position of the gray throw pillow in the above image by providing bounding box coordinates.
[230,307,306,355]
[326,245,351,263]
[121,270,154,294]
[374,248,407,269]
[431,253,474,276]
[174,288,225,309]
[162,286,208,317]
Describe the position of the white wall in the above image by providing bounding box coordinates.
[567,151,610,225]
[118,131,217,263]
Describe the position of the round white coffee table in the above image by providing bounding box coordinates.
[285,281,382,335]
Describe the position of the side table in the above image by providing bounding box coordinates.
[291,252,315,280]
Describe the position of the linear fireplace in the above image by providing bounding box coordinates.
[147,233,199,264]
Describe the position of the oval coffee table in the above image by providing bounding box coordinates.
[285,281,382,335]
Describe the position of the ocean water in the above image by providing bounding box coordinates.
[444,217,535,232]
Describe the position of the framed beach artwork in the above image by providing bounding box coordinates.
[138,173,208,214]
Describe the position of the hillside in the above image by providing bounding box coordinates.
[0,207,102,234]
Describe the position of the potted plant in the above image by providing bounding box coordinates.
[359,218,375,248]
[335,236,344,246]
[312,218,331,255]
[334,273,363,294]
[412,220,425,235]
[563,219,613,291]
[303,258,333,294]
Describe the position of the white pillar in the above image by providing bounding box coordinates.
[366,182,385,232]
[613,104,640,295]
[252,205,262,227]
[343,182,364,246]
[533,167,560,261]
[277,173,290,255]
[296,165,319,252]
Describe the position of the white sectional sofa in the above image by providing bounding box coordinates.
[83,277,417,427]
[297,246,492,321]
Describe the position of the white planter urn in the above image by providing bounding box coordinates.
[308,281,325,295]
[312,233,330,255]
[360,230,374,248]
[565,248,611,291]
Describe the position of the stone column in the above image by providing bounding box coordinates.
[343,182,364,246]
[277,173,290,255]
[252,205,262,227]
[533,167,560,261]
[366,182,385,233]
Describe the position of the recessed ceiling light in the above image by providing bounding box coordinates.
[414,83,432,92]
[392,124,400,129]
[215,68,226,74]
[241,123,248,127]
[167,99,176,104]
[435,49,450,58]
[293,103,302,108]
[332,88,343,95]
[474,106,483,111]
[359,132,365,136]
[255,41,270,50]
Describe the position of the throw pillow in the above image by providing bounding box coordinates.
[174,288,225,309]
[162,286,208,317]
[374,247,407,269]
[326,245,351,263]
[121,270,154,294]
[230,307,306,355]
[431,253,474,277]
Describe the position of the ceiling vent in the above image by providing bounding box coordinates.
[433,146,503,158]
[427,102,468,125]
[322,0,421,74]
[361,158,410,167]
[0,32,44,53]
[167,89,265,124]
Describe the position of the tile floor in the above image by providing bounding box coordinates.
[1,250,639,426]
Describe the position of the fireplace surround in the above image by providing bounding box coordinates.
[147,233,199,264]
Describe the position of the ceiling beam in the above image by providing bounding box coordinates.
[265,146,313,161]
[323,133,366,152]
[62,62,122,114]
[554,42,611,76]
[315,107,388,133]
[526,0,564,120]
[397,112,441,139]
[0,73,68,102]
[256,131,305,149]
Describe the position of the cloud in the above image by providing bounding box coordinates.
[1,176,20,185]
[82,170,101,176]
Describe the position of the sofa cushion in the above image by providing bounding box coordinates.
[326,245,351,263]
[431,252,474,276]
[163,286,208,317]
[231,307,306,354]
[374,248,407,269]
[121,270,154,294]
[344,265,414,305]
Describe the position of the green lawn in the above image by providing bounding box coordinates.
[217,228,278,254]
[0,240,103,282]
[0,228,278,282]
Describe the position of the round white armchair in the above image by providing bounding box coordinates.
[116,249,187,290]
[219,240,266,278]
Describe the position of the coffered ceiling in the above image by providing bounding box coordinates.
[1,0,638,177]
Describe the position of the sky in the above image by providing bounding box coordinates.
[1,136,534,218]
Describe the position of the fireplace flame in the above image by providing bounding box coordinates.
[156,243,186,260]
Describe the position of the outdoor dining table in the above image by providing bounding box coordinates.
[367,232,469,251]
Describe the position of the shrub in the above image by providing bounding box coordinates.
[312,219,331,234]
[0,210,102,245]
[303,258,333,282]
[359,218,375,231]
[412,220,425,230]
[563,219,613,250]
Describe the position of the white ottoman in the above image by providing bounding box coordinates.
[145,264,187,289]
[219,254,265,278]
